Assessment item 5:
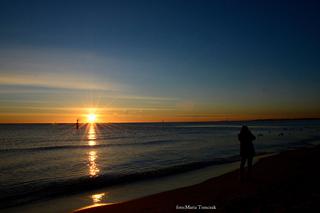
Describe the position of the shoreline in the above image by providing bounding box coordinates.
[75,144,320,212]
[0,158,247,213]
[1,153,274,213]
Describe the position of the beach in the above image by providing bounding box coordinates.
[76,145,320,212]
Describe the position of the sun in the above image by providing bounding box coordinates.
[87,113,97,123]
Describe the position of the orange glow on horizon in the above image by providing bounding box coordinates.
[0,109,320,123]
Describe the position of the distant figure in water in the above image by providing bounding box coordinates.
[238,125,256,181]
[76,119,79,129]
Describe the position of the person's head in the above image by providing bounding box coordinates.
[240,125,250,134]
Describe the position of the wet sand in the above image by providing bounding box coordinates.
[75,145,320,212]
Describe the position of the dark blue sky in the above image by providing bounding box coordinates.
[1,0,320,122]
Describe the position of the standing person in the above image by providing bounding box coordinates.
[76,119,79,130]
[238,125,256,181]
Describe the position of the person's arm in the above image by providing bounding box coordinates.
[251,133,256,141]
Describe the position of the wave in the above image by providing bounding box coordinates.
[0,154,245,209]
[1,136,319,209]
[0,135,131,146]
[1,131,319,210]
[0,139,186,153]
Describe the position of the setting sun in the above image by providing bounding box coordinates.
[87,113,97,123]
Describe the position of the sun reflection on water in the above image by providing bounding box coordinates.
[88,151,100,177]
[87,124,100,177]
[88,125,96,146]
[91,192,106,203]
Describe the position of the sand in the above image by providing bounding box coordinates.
[75,145,320,212]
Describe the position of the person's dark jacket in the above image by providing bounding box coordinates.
[238,131,256,157]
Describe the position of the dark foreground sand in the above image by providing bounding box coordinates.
[75,145,320,212]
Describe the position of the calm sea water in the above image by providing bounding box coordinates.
[0,120,320,209]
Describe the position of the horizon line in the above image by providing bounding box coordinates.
[1,117,320,125]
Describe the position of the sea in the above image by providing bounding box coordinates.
[0,120,320,211]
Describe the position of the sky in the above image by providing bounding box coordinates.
[0,0,320,123]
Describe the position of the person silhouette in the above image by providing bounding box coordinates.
[238,125,256,181]
[76,119,79,130]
